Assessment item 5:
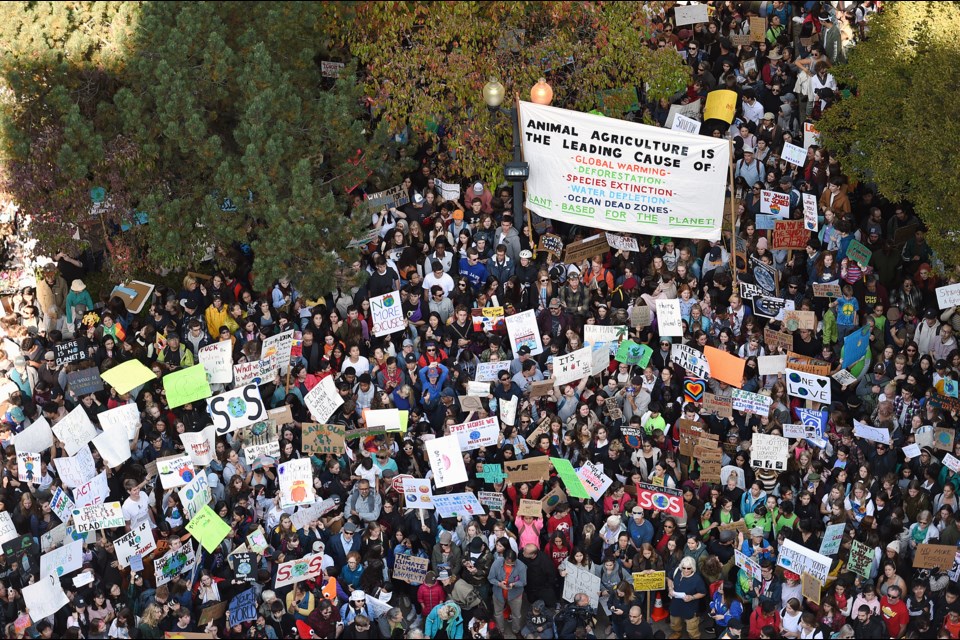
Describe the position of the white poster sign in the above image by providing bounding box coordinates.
[304,375,343,423]
[199,340,234,384]
[114,520,157,569]
[72,501,124,532]
[803,193,818,232]
[232,359,276,386]
[760,190,791,217]
[853,419,891,445]
[74,471,109,507]
[505,309,544,356]
[449,416,500,451]
[750,433,789,472]
[584,325,627,354]
[0,512,18,545]
[40,539,84,578]
[178,473,212,520]
[97,403,141,440]
[561,561,602,608]
[260,329,295,374]
[937,283,960,310]
[13,416,53,453]
[92,423,132,468]
[656,299,683,337]
[432,492,486,518]
[671,344,711,379]
[363,408,402,432]
[425,435,469,488]
[519,101,729,239]
[23,574,70,623]
[180,425,218,467]
[208,384,267,436]
[54,447,97,489]
[499,396,518,427]
[757,355,787,376]
[52,405,98,456]
[781,142,807,167]
[674,3,709,26]
[371,291,405,337]
[278,459,316,507]
[671,113,701,135]
[786,369,832,404]
[156,454,196,490]
[604,233,639,252]
[777,538,831,584]
[475,360,512,382]
[16,451,41,484]
[554,346,593,385]
[577,461,613,501]
[401,478,435,509]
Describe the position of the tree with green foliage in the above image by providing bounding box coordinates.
[0,2,411,293]
[817,2,960,268]
[329,1,688,186]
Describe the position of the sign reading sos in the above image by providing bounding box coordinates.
[635,483,684,518]
[274,552,325,588]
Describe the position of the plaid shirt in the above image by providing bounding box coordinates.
[892,395,922,429]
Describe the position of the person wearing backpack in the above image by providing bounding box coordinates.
[735,147,764,189]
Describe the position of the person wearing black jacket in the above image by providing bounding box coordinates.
[850,604,886,639]
[520,544,558,608]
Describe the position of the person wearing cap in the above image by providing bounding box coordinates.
[735,144,763,189]
[559,266,589,327]
[537,296,572,338]
[156,331,195,369]
[741,527,775,562]
[339,588,372,626]
[515,248,538,284]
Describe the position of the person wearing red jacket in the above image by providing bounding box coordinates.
[749,599,782,639]
[417,571,447,616]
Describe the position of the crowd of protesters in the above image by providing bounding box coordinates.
[2,2,959,640]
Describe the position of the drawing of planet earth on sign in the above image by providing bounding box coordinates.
[469,430,481,440]
[227,397,247,418]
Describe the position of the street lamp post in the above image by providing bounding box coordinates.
[482,77,552,250]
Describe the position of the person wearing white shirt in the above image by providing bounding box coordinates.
[121,479,154,531]
[741,88,765,125]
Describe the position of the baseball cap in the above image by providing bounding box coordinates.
[439,531,453,544]
[868,225,882,236]
[548,298,561,309]
[404,353,417,363]
[750,527,764,537]
[473,182,484,194]
[518,345,531,356]
[742,146,755,154]
[763,112,775,120]
[350,590,366,601]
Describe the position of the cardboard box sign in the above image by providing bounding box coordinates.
[504,457,552,483]
[563,234,610,265]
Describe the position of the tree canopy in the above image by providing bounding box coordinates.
[0,2,410,292]
[817,1,960,268]
[330,1,688,186]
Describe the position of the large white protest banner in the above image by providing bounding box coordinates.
[371,291,405,337]
[425,435,468,488]
[671,344,711,379]
[208,384,267,436]
[52,405,98,456]
[97,403,141,440]
[13,416,53,453]
[114,521,157,568]
[449,416,500,451]
[278,459,316,508]
[199,340,234,384]
[0,512,17,545]
[519,101,729,240]
[304,375,343,423]
[751,433,789,472]
[778,538,831,584]
[554,346,593,385]
[505,309,544,356]
[656,299,683,336]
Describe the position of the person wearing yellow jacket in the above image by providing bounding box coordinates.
[204,295,231,338]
